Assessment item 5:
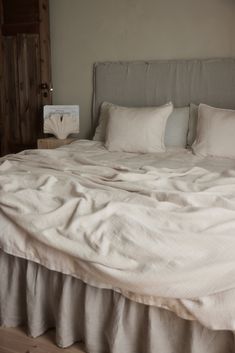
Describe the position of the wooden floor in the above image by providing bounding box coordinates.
[0,327,86,353]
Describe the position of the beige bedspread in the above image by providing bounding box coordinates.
[1,140,235,330]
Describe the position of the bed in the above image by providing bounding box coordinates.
[1,58,235,353]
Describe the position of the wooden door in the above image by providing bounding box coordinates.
[0,0,5,155]
[3,34,42,153]
[0,0,52,156]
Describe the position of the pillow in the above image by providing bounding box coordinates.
[93,102,113,142]
[105,102,173,153]
[165,106,189,147]
[94,102,190,147]
[192,104,235,158]
[187,103,199,146]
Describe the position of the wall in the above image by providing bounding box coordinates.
[49,0,235,138]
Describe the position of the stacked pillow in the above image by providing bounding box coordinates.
[93,101,235,158]
[94,102,190,153]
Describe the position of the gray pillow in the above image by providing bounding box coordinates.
[93,102,113,142]
[94,102,190,148]
[187,103,199,146]
[164,107,189,147]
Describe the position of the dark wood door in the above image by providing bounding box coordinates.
[0,0,52,156]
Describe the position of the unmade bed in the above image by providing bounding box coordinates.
[1,58,235,353]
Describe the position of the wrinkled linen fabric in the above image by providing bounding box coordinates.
[1,140,235,330]
[1,250,234,353]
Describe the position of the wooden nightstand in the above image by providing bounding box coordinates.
[37,137,77,149]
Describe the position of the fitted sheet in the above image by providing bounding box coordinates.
[1,250,234,353]
[1,140,235,331]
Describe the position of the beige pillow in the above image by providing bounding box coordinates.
[105,102,173,153]
[192,104,235,158]
[94,102,189,148]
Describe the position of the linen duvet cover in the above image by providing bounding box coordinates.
[1,140,235,331]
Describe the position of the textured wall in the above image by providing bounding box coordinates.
[49,0,235,138]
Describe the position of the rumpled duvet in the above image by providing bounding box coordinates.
[1,140,235,331]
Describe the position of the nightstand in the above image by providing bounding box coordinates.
[37,137,77,149]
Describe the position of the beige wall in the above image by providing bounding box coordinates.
[49,0,235,138]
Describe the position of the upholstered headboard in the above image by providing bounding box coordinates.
[92,58,235,131]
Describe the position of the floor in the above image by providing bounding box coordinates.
[0,327,86,353]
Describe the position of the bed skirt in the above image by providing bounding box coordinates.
[0,250,234,353]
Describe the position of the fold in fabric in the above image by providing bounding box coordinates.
[0,250,234,353]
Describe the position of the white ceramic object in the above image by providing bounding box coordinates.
[44,113,79,139]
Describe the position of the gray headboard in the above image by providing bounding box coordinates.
[92,58,235,131]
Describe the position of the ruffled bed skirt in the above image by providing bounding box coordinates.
[0,250,234,353]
